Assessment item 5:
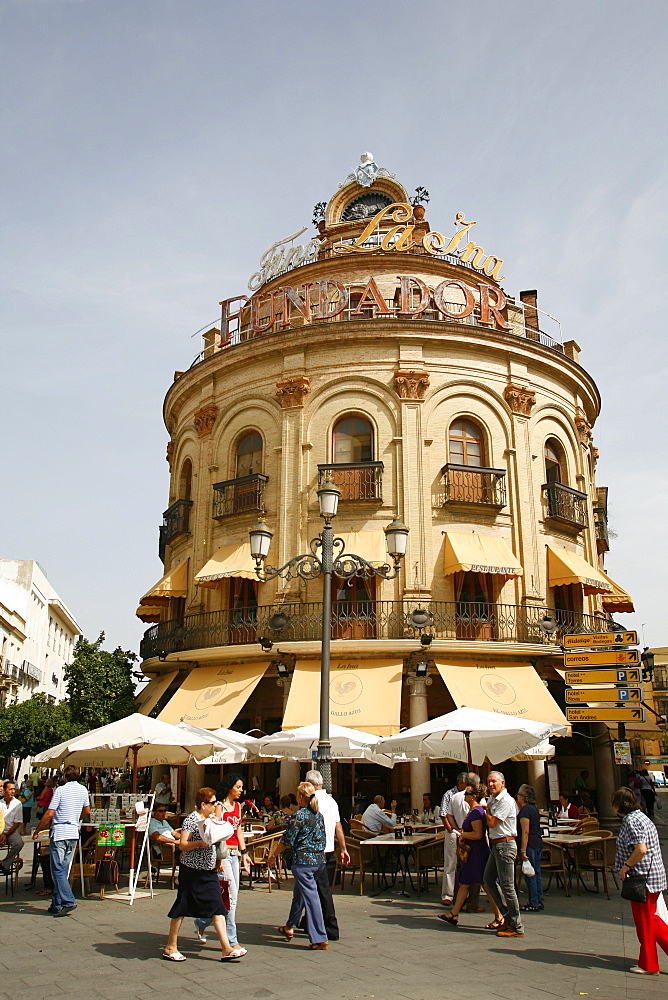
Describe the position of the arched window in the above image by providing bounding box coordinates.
[333,415,373,463]
[178,459,192,501]
[448,419,484,467]
[235,432,263,478]
[544,439,565,484]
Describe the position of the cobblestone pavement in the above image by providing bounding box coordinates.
[2,802,666,1000]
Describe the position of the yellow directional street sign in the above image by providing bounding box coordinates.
[563,630,638,649]
[564,668,641,686]
[566,706,645,723]
[563,650,640,667]
[565,687,642,703]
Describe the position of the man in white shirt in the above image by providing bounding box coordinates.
[34,766,90,916]
[0,781,24,872]
[439,772,468,904]
[448,772,485,914]
[483,770,524,937]
[362,795,398,833]
[304,770,350,941]
[153,774,171,805]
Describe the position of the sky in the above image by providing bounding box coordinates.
[1,0,666,657]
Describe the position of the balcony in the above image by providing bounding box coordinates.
[543,482,588,530]
[593,504,609,553]
[159,499,193,560]
[140,599,604,660]
[317,462,383,502]
[212,474,268,519]
[440,464,506,508]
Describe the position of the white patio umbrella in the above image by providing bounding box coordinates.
[176,721,259,764]
[374,707,568,767]
[249,723,399,768]
[512,739,556,762]
[33,713,225,900]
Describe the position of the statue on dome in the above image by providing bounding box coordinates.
[340,152,395,188]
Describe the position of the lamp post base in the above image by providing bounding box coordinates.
[316,741,332,793]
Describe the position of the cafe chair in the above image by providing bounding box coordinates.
[573,837,619,898]
[243,832,285,892]
[335,839,376,896]
[414,833,444,895]
[540,844,570,896]
[0,853,22,897]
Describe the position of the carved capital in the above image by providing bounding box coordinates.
[394,370,430,400]
[591,445,599,465]
[504,383,536,416]
[166,440,174,469]
[276,375,310,408]
[194,404,219,438]
[574,410,593,446]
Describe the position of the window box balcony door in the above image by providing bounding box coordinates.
[229,578,259,645]
[447,419,486,503]
[454,572,496,640]
[331,576,377,639]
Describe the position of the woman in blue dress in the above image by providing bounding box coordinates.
[268,781,328,949]
[439,783,504,928]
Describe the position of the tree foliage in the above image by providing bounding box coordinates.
[0,695,82,763]
[64,632,137,730]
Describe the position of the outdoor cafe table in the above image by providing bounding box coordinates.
[546,832,605,894]
[361,832,435,896]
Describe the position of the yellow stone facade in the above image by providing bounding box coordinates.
[137,158,632,810]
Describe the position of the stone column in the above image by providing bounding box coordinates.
[591,722,619,827]
[184,761,206,813]
[526,760,547,808]
[405,673,432,811]
[276,675,302,797]
[393,371,430,597]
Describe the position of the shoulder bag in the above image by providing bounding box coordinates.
[456,836,472,863]
[95,852,119,886]
[621,873,647,902]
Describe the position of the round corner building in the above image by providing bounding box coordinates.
[136,153,641,815]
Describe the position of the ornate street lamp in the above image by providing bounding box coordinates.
[249,486,408,791]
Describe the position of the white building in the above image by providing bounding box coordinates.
[0,560,81,707]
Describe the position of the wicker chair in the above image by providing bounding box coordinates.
[243,832,285,892]
[574,836,619,898]
[335,838,377,895]
[415,833,444,895]
[143,840,177,890]
[540,843,570,896]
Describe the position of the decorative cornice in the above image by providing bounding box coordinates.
[504,383,536,416]
[193,403,219,437]
[276,375,311,408]
[166,441,174,468]
[394,370,430,400]
[574,410,593,446]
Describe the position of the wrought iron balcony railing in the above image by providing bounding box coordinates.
[440,464,507,508]
[317,462,383,502]
[159,498,193,560]
[543,482,588,530]
[212,474,268,519]
[140,598,605,660]
[593,504,609,553]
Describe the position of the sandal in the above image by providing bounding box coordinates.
[220,948,244,962]
[438,912,458,926]
[308,942,328,950]
[162,951,187,962]
[484,919,505,930]
[277,925,294,941]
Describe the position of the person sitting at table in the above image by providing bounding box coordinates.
[420,793,440,824]
[578,791,597,817]
[557,793,579,820]
[438,783,504,928]
[149,804,178,858]
[0,780,24,874]
[267,795,296,831]
[115,772,132,793]
[362,795,398,833]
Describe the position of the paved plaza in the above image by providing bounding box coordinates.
[1,803,666,1000]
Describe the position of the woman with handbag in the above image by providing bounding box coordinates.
[438,784,504,928]
[613,786,668,975]
[163,787,244,963]
[268,781,328,949]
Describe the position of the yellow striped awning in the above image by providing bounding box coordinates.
[599,570,635,614]
[195,543,257,587]
[139,558,189,606]
[135,605,163,623]
[444,532,523,578]
[546,545,611,595]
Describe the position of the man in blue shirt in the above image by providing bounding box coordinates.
[361,795,398,833]
[33,766,90,916]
